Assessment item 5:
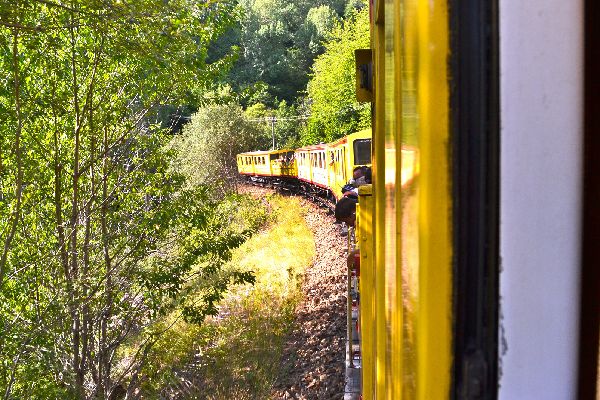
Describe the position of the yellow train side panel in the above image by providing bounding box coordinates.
[368,0,452,398]
[269,150,297,178]
[358,185,375,400]
[371,3,388,398]
[414,1,452,398]
[237,153,256,175]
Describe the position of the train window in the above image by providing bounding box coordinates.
[353,139,372,165]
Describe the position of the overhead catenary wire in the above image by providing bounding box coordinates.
[246,115,310,122]
[246,115,310,149]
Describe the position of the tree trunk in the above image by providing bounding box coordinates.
[0,28,24,287]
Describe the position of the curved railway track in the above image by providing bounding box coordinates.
[244,176,337,213]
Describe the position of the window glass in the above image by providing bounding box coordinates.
[353,139,372,165]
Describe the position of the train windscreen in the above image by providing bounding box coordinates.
[353,139,372,165]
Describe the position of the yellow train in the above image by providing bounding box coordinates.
[236,129,372,201]
[350,0,597,399]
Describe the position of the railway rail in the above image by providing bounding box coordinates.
[245,176,337,213]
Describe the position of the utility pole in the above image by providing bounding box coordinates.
[266,116,276,149]
[246,115,310,150]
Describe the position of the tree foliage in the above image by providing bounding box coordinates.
[0,0,373,394]
[0,1,261,398]
[208,0,362,105]
[302,5,371,144]
[201,0,369,151]
[170,102,269,195]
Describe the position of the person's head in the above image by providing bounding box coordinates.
[353,166,365,180]
[335,196,358,226]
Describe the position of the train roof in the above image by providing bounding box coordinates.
[295,144,327,151]
[237,149,294,156]
[347,128,372,140]
[296,129,372,151]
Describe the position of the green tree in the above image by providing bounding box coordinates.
[209,0,346,105]
[170,102,269,196]
[0,1,248,398]
[303,5,371,144]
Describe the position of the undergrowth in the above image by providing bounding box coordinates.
[141,194,315,399]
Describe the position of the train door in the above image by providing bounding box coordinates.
[327,149,336,192]
[336,148,346,195]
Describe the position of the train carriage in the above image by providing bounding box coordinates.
[270,150,297,178]
[236,149,298,179]
[236,153,255,176]
[295,144,329,190]
[347,0,597,398]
